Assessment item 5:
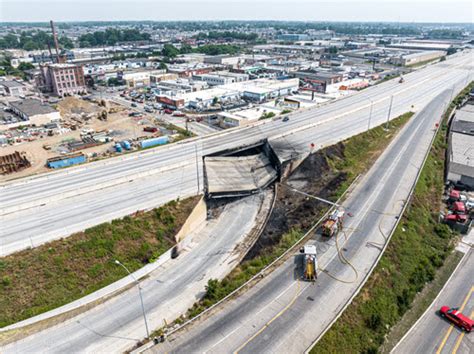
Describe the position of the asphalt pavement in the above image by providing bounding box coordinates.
[392,244,473,354]
[145,89,457,354]
[1,192,272,353]
[0,52,472,255]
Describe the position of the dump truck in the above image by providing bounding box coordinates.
[322,209,345,237]
[301,245,318,281]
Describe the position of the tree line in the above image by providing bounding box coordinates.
[78,29,151,47]
[0,30,73,50]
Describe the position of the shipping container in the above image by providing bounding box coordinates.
[47,153,86,169]
[140,136,169,149]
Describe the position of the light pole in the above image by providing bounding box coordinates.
[385,95,394,130]
[114,260,150,339]
[367,98,374,131]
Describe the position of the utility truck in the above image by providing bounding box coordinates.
[300,245,318,281]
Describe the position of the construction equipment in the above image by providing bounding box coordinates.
[322,209,345,237]
[301,245,318,281]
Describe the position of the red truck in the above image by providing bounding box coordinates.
[439,306,473,332]
[143,127,158,133]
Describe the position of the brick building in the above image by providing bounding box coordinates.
[37,63,87,96]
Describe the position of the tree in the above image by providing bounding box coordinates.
[17,62,35,71]
[180,44,193,54]
[158,61,168,70]
[161,44,180,58]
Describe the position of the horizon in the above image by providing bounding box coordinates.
[1,0,472,23]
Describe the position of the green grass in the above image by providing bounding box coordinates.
[183,113,413,323]
[312,82,474,354]
[186,228,304,319]
[0,196,200,328]
[329,112,413,199]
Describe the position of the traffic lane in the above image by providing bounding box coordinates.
[1,73,462,254]
[2,194,267,353]
[155,90,448,354]
[238,91,440,354]
[392,250,474,354]
[0,53,468,200]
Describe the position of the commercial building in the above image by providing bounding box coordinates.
[37,63,87,96]
[121,70,166,87]
[0,80,28,97]
[203,55,241,66]
[193,74,236,86]
[389,50,446,66]
[447,106,474,189]
[292,70,344,93]
[8,99,61,126]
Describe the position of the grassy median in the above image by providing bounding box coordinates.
[312,82,474,354]
[0,196,200,328]
[184,112,413,322]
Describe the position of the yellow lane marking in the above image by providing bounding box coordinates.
[436,286,474,354]
[451,309,474,354]
[234,280,302,354]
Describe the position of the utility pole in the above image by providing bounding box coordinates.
[385,95,394,130]
[368,98,374,131]
[114,260,150,339]
[195,144,200,193]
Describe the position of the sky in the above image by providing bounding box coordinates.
[1,0,473,23]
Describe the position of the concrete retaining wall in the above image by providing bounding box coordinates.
[1,195,207,333]
[175,196,207,243]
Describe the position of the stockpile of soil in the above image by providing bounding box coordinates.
[245,143,347,259]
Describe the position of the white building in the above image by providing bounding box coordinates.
[9,99,61,126]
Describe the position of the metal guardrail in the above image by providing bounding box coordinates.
[304,94,457,354]
[133,174,361,353]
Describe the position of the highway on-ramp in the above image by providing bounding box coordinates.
[1,192,271,353]
[1,52,472,255]
[144,89,460,354]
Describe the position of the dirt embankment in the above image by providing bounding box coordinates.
[245,143,346,259]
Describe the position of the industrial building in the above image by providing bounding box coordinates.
[447,105,474,189]
[0,80,28,97]
[389,50,446,66]
[8,99,61,126]
[37,63,87,96]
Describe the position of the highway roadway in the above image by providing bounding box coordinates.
[1,192,272,353]
[1,51,472,255]
[144,89,461,353]
[392,247,473,354]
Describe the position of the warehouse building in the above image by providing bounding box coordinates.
[0,80,28,97]
[9,99,61,126]
[389,50,446,66]
[447,106,474,189]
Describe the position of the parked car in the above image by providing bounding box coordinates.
[439,306,473,332]
[143,126,158,133]
[131,103,137,108]
[283,116,290,122]
[172,111,186,117]
[164,108,174,115]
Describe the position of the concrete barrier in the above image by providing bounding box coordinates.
[175,196,207,243]
[0,195,207,332]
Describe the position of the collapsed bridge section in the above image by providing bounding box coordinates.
[204,152,278,198]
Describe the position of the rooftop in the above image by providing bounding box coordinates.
[0,80,25,89]
[450,132,474,178]
[9,99,58,116]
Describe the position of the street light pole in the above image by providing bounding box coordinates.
[368,98,374,131]
[385,95,394,130]
[114,260,150,339]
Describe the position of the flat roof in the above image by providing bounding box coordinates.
[9,99,58,116]
[0,80,25,88]
[450,132,474,178]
